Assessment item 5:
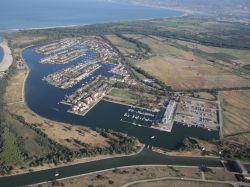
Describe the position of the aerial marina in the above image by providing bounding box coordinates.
[35,36,221,131]
[120,106,158,127]
[61,76,110,116]
[1,1,250,186]
[43,61,102,89]
[38,37,133,116]
[120,95,220,133]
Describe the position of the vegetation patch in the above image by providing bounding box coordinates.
[0,127,23,166]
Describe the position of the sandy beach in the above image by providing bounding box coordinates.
[0,40,13,72]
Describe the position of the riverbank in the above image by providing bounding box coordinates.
[0,40,13,72]
[5,144,145,178]
[0,148,223,187]
[3,67,144,177]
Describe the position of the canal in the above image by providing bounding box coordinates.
[0,149,222,187]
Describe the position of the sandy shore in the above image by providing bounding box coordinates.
[0,40,13,72]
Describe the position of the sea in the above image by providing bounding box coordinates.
[0,0,183,32]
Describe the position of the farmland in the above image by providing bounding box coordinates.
[132,36,250,90]
[219,90,250,138]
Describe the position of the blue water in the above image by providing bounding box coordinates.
[0,0,183,32]
[0,46,3,63]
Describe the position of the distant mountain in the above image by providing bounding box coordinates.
[107,0,250,21]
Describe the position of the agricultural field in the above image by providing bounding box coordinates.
[219,90,250,137]
[219,90,250,159]
[105,35,138,56]
[132,36,250,90]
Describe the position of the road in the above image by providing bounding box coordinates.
[217,94,224,140]
[121,176,250,187]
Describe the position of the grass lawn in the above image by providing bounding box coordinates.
[106,87,164,109]
[106,88,137,105]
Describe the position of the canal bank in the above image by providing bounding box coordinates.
[0,149,222,187]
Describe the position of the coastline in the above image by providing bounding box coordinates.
[2,7,187,33]
[0,40,13,72]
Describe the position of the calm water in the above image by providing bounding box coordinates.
[0,47,3,63]
[0,0,183,32]
[23,46,219,150]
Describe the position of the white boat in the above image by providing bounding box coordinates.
[151,136,155,139]
[55,171,59,177]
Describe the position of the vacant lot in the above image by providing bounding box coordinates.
[105,87,164,109]
[219,90,250,138]
[134,36,250,90]
[129,180,232,187]
[193,92,217,101]
[137,56,250,90]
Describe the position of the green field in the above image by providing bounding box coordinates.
[0,127,23,165]
[106,87,164,109]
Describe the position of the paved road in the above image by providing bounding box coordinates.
[121,176,250,187]
[217,94,224,140]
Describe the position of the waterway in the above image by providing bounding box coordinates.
[0,46,3,64]
[0,149,222,187]
[23,45,219,150]
[0,0,183,32]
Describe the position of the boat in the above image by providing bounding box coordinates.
[54,171,59,177]
[151,136,155,139]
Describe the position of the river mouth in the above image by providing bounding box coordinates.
[23,44,219,150]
